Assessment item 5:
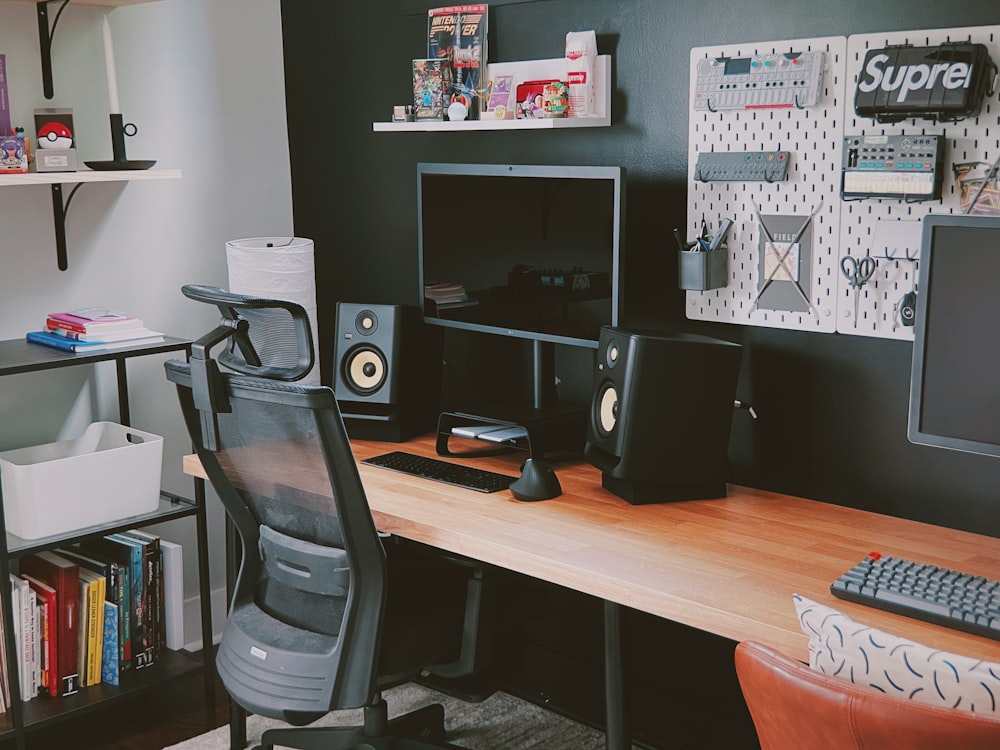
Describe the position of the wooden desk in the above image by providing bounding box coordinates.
[185,435,1000,745]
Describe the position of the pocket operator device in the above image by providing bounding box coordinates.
[841,134,945,201]
[694,50,826,111]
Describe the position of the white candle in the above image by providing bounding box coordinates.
[102,15,121,114]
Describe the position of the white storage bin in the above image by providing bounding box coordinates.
[0,421,163,540]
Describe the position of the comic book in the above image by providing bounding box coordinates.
[427,5,488,120]
[413,58,450,121]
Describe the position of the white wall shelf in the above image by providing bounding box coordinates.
[0,169,181,270]
[374,55,611,132]
[0,168,181,187]
[2,1,160,5]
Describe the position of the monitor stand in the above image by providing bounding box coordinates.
[436,341,588,459]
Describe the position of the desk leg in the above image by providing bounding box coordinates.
[604,600,629,750]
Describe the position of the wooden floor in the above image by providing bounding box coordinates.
[3,653,233,750]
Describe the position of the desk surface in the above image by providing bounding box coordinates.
[184,434,1000,663]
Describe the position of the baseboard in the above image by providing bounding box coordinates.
[176,585,229,652]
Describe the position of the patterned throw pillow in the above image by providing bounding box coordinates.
[794,594,1000,715]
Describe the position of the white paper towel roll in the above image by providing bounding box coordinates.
[226,236,320,384]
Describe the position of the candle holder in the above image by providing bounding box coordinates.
[84,114,155,171]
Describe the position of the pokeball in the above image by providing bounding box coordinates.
[38,121,73,149]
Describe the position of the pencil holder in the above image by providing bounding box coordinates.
[678,247,728,291]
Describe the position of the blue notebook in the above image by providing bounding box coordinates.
[26,330,162,353]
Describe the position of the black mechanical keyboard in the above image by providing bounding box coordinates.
[831,553,1000,641]
[362,451,516,493]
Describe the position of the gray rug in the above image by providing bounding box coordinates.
[163,681,630,749]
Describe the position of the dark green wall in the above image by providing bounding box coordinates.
[279,3,1000,746]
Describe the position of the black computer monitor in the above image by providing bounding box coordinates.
[417,162,624,411]
[908,214,1000,456]
[417,162,624,350]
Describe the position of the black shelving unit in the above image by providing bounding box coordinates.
[0,336,215,749]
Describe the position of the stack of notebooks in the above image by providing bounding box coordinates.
[26,308,163,353]
[424,282,474,308]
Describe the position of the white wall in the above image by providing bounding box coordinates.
[0,0,292,646]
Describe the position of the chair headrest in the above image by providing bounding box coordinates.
[179,283,316,450]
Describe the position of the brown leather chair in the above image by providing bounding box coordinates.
[734,641,1000,750]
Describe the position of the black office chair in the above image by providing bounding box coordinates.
[165,285,477,749]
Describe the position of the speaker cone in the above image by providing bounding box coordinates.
[596,382,618,436]
[344,346,387,395]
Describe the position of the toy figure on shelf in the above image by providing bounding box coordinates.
[0,131,27,173]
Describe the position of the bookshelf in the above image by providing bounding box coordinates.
[0,336,215,746]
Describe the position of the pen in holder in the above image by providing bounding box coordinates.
[84,113,156,171]
[676,218,732,291]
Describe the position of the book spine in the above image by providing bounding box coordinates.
[91,576,105,685]
[45,327,82,340]
[85,578,99,685]
[76,586,87,687]
[29,592,38,698]
[44,317,87,334]
[100,602,119,686]
[22,585,34,700]
[0,54,9,138]
[26,331,78,352]
[8,578,20,703]
[113,536,146,669]
[38,599,49,696]
[114,565,129,673]
[160,540,184,651]
[152,546,163,658]
[142,544,156,665]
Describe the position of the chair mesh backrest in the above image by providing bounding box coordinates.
[218,305,305,375]
[166,360,387,641]
[217,384,345,634]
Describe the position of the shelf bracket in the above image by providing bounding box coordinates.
[50,182,83,271]
[36,0,72,100]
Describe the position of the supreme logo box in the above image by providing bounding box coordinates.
[854,43,995,123]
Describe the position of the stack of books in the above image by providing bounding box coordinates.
[424,282,471,308]
[26,308,164,353]
[2,530,182,702]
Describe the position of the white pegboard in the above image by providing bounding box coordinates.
[687,26,1000,340]
[838,25,1000,339]
[687,36,848,333]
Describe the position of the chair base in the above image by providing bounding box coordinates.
[255,699,462,750]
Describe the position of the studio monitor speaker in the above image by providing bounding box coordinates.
[333,302,442,442]
[584,326,742,504]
